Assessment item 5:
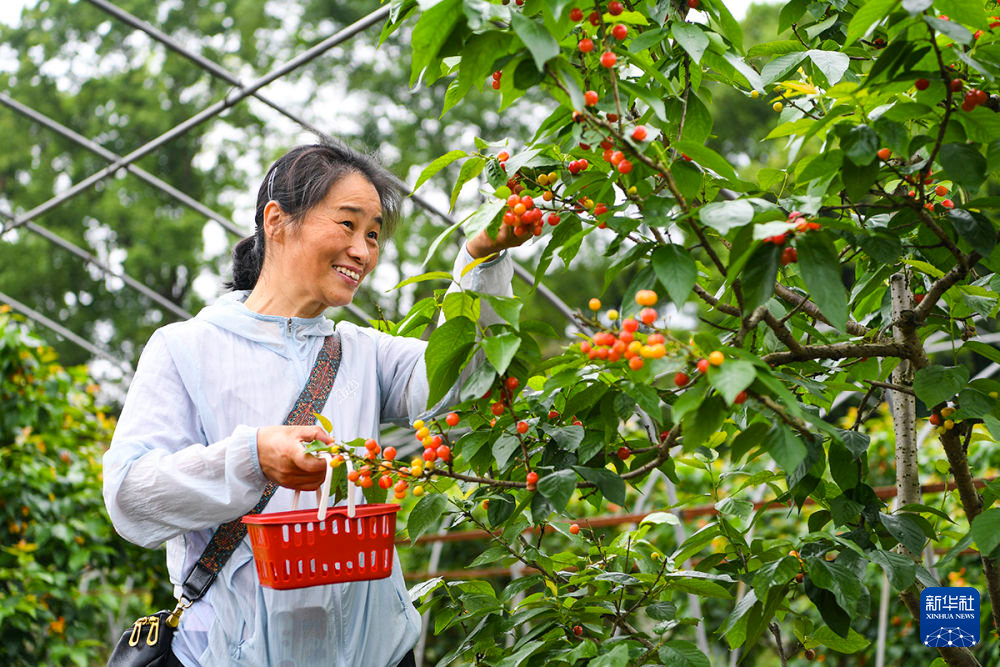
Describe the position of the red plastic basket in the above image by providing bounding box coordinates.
[242,502,401,590]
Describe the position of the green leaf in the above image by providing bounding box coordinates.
[760,52,808,86]
[573,466,626,505]
[796,232,848,331]
[391,271,454,291]
[312,412,333,433]
[949,209,996,255]
[747,40,806,58]
[940,143,988,190]
[970,508,1000,556]
[424,317,477,408]
[449,157,485,210]
[708,360,756,405]
[880,513,927,555]
[768,426,807,473]
[493,434,521,469]
[481,332,521,376]
[408,493,449,544]
[511,13,559,72]
[537,469,577,511]
[658,641,710,667]
[869,550,916,591]
[810,626,871,654]
[673,141,739,183]
[845,0,897,45]
[807,50,850,85]
[740,243,781,310]
[409,0,463,84]
[842,125,880,166]
[641,511,680,526]
[926,15,974,44]
[495,640,545,667]
[543,424,584,451]
[698,199,754,233]
[652,244,698,306]
[804,557,865,617]
[481,294,524,327]
[462,198,507,237]
[672,23,710,64]
[965,341,1000,365]
[913,365,970,407]
[590,643,630,667]
[834,428,871,459]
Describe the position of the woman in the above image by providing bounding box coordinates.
[103,143,526,665]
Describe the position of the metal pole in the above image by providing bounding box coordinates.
[0,5,391,237]
[0,290,131,372]
[0,92,245,237]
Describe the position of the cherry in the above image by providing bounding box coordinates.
[609,150,625,166]
[914,293,926,304]
[941,199,955,209]
[584,90,599,106]
[804,649,816,660]
[526,471,539,490]
[606,112,619,122]
[708,351,725,366]
[548,409,560,419]
[639,307,657,325]
[629,356,644,370]
[423,447,437,462]
[696,358,710,373]
[949,78,964,92]
[688,0,700,7]
[579,38,595,53]
[612,24,628,40]
[436,445,451,461]
[617,446,631,460]
[622,318,639,332]
[516,420,529,434]
[547,212,561,225]
[635,289,657,306]
[506,376,520,391]
[445,412,460,427]
[588,11,600,26]
[379,474,393,490]
[600,51,617,68]
[617,159,633,174]
[593,203,608,216]
[935,184,948,197]
[781,246,798,266]
[383,446,397,461]
[491,402,505,416]
[877,147,891,161]
[608,1,624,15]
[569,7,583,21]
[734,390,748,404]
[588,297,602,311]
[569,524,581,536]
[632,125,647,141]
[674,371,689,387]
[796,572,805,583]
[573,623,583,635]
[915,78,930,90]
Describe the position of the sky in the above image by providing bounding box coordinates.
[1,0,772,26]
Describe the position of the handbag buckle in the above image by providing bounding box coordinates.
[127,617,145,647]
[146,615,160,646]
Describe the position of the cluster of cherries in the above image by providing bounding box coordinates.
[490,70,502,90]
[579,291,664,370]
[762,211,821,265]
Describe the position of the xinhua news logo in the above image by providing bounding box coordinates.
[920,587,980,648]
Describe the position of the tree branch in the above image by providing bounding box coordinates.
[762,341,909,366]
[773,283,870,336]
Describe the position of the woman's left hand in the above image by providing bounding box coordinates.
[465,224,533,259]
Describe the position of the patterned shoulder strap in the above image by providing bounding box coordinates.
[180,333,342,601]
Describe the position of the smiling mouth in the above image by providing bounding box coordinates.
[333,266,361,282]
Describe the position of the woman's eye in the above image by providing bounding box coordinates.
[340,220,354,229]
[367,231,379,241]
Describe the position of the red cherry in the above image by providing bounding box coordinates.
[617,159,633,174]
[517,421,529,434]
[606,112,619,122]
[929,412,940,424]
[697,358,710,373]
[383,446,397,461]
[915,293,926,304]
[506,376,520,391]
[674,372,689,387]
[547,213,561,226]
[527,471,539,485]
[491,79,501,90]
[632,125,647,141]
[491,402,505,416]
[609,150,625,166]
[639,307,657,325]
[877,148,891,161]
[584,90,599,106]
[588,11,600,26]
[569,7,583,21]
[445,412,460,427]
[570,525,581,536]
[617,446,631,460]
[629,356,644,370]
[950,78,964,92]
[622,318,639,332]
[548,410,560,420]
[915,78,930,90]
[781,246,798,266]
[608,1,624,15]
[579,38,594,53]
[688,0,700,8]
[612,24,628,40]
[423,447,437,462]
[600,52,617,68]
[436,445,451,461]
[594,203,608,216]
[734,390,748,404]
[941,199,955,209]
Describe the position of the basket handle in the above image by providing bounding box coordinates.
[290,452,355,520]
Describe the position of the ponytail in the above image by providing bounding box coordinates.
[225,231,264,290]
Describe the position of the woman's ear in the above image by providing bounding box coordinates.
[262,201,285,243]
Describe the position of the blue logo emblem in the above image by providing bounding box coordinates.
[920,587,979,648]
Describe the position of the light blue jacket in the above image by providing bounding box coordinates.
[103,247,512,666]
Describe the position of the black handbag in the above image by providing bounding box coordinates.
[107,334,342,666]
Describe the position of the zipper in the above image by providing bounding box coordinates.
[286,318,293,336]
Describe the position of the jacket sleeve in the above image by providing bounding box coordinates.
[377,244,514,425]
[102,329,268,549]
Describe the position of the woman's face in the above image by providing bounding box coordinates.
[269,171,383,315]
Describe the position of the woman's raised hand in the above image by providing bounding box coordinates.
[256,425,332,490]
[465,224,533,259]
